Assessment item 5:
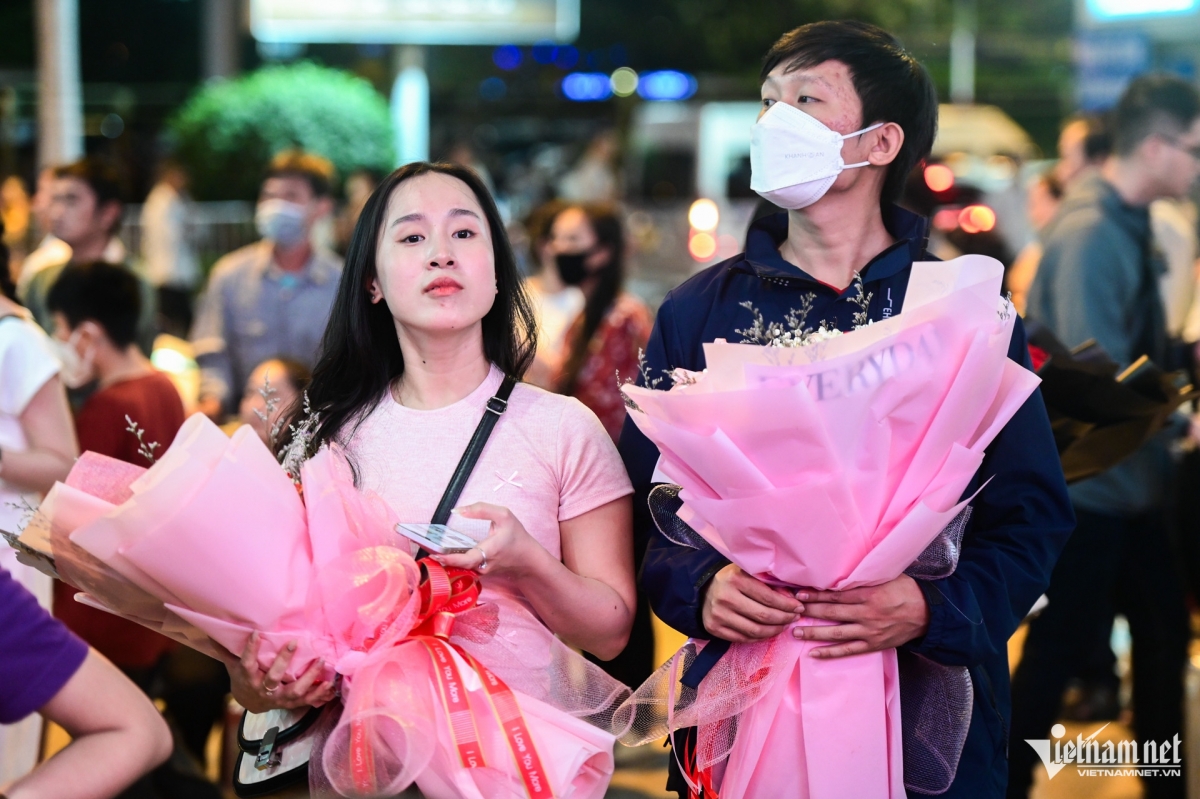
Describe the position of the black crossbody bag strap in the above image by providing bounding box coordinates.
[234,375,515,798]
[430,375,516,526]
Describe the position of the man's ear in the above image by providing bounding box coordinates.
[867,122,906,167]
[97,200,123,239]
[77,319,106,348]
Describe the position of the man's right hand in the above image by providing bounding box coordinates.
[701,564,803,642]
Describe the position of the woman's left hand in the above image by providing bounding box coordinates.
[433,502,544,579]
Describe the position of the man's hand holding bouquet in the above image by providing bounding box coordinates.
[614,255,1040,799]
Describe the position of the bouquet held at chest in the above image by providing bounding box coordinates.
[8,413,628,799]
[615,255,1041,799]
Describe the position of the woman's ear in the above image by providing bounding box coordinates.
[367,277,383,304]
[867,122,906,167]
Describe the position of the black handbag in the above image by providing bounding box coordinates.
[232,375,516,797]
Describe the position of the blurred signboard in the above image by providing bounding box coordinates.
[1074,29,1150,111]
[250,0,580,44]
[1086,0,1199,19]
[1076,0,1200,39]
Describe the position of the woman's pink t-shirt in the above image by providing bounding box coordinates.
[345,366,633,605]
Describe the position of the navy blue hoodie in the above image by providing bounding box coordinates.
[617,207,1075,798]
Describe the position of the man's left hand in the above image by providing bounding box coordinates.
[793,575,930,658]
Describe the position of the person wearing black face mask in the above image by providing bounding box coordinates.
[553,248,591,287]
[549,203,656,694]
[521,200,584,390]
[548,203,651,442]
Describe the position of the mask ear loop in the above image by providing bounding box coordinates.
[840,121,887,169]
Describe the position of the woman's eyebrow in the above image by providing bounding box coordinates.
[390,208,479,228]
[390,212,424,228]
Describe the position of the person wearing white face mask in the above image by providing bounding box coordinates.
[190,150,340,421]
[620,21,1074,799]
[46,262,187,667]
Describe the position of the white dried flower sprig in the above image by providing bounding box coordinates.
[998,291,1014,322]
[669,368,704,387]
[279,392,320,483]
[616,348,671,412]
[5,497,37,533]
[737,300,842,348]
[849,273,873,328]
[124,416,160,464]
[737,272,875,348]
[253,374,287,450]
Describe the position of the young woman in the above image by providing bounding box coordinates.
[222,163,637,753]
[549,204,652,442]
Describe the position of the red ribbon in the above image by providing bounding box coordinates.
[349,558,552,799]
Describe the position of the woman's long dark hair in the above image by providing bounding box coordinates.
[556,204,624,396]
[278,161,537,458]
[0,219,16,303]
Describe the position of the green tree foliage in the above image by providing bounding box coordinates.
[170,62,393,200]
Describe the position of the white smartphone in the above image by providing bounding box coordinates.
[394,523,478,555]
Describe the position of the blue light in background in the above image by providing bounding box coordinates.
[1087,0,1198,18]
[479,77,507,101]
[532,41,558,64]
[637,70,698,101]
[561,72,612,101]
[493,45,522,71]
[554,45,580,69]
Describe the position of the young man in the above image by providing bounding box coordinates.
[190,150,341,420]
[1015,75,1200,799]
[46,261,186,673]
[18,158,156,355]
[618,21,1075,798]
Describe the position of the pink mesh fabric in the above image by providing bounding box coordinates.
[36,416,629,798]
[631,494,976,795]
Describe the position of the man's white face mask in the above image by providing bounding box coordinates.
[750,101,884,210]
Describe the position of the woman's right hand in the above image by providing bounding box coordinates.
[219,632,336,713]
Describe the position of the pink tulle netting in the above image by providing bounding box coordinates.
[35,419,631,799]
[615,256,1036,799]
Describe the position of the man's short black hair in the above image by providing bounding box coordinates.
[1082,116,1113,162]
[46,262,141,348]
[760,20,938,204]
[53,157,124,211]
[1111,74,1200,157]
[264,150,335,198]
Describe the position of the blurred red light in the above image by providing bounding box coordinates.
[958,205,997,234]
[924,164,955,193]
[932,208,960,232]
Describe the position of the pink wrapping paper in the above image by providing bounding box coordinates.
[36,416,628,798]
[620,256,1040,798]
